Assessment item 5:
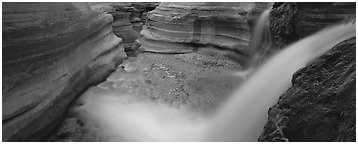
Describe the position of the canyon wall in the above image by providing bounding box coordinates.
[2,2,126,141]
[269,2,356,49]
[259,2,356,142]
[110,3,141,51]
[138,2,272,56]
[89,2,158,52]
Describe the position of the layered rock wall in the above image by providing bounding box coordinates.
[110,3,140,50]
[2,2,126,141]
[89,2,158,51]
[129,2,158,32]
[139,2,272,55]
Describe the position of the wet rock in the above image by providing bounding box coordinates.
[2,2,126,141]
[258,37,355,142]
[259,2,356,142]
[269,2,356,49]
[139,2,272,54]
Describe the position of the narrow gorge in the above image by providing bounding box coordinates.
[2,2,356,142]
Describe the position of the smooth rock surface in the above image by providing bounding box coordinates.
[258,37,356,142]
[2,2,126,141]
[139,2,272,54]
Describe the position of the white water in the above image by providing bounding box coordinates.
[203,22,356,141]
[76,20,355,141]
[248,9,272,67]
[236,8,271,79]
[77,93,209,141]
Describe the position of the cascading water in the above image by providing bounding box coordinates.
[236,8,271,79]
[248,9,272,68]
[202,22,356,141]
[75,10,355,141]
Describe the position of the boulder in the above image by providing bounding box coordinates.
[259,2,356,142]
[258,37,356,142]
[2,2,126,141]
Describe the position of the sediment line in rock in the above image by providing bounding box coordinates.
[138,2,272,64]
[2,2,127,141]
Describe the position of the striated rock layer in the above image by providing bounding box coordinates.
[110,3,140,50]
[259,38,356,142]
[129,2,159,32]
[89,2,158,51]
[2,2,126,141]
[139,2,272,54]
[269,2,356,49]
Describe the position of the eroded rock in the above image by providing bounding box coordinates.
[89,2,159,52]
[2,2,126,141]
[259,2,356,141]
[258,37,356,142]
[139,2,272,54]
[269,2,356,49]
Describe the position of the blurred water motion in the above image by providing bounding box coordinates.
[204,22,356,141]
[76,14,355,141]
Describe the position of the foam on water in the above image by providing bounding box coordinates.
[76,19,355,142]
[76,92,210,141]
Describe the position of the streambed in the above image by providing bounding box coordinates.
[48,51,246,141]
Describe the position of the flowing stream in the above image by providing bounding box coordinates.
[75,10,355,141]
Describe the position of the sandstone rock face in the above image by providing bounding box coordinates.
[258,38,356,142]
[89,2,158,51]
[269,2,356,49]
[2,2,126,141]
[139,2,272,54]
[129,2,159,32]
[110,3,141,50]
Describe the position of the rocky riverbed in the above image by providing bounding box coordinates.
[48,50,247,141]
[2,2,356,142]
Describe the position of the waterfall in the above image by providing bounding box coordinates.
[236,8,272,79]
[75,12,355,141]
[248,9,272,68]
[202,22,356,141]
